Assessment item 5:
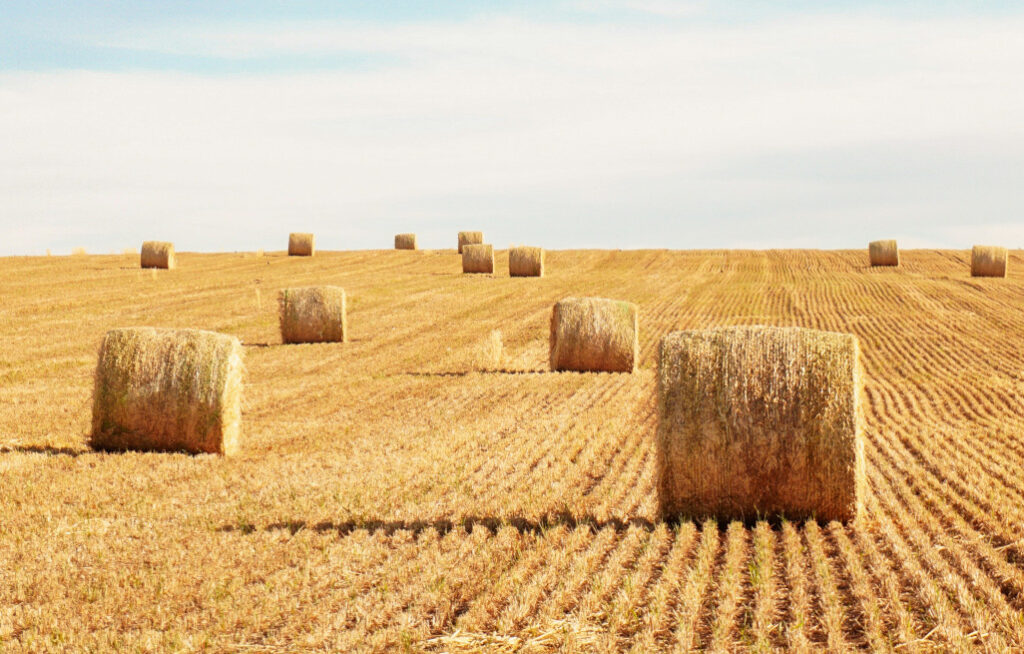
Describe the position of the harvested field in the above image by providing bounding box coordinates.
[2,248,1024,652]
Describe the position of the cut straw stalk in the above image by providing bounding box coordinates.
[279,286,347,344]
[868,240,899,267]
[458,231,483,254]
[462,244,494,274]
[549,297,638,373]
[288,233,315,256]
[971,245,1007,277]
[140,241,175,269]
[509,246,544,277]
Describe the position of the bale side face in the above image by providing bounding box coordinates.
[509,246,544,277]
[656,326,864,523]
[90,328,243,455]
[279,286,347,344]
[140,241,175,269]
[457,231,483,254]
[868,240,899,266]
[395,233,418,250]
[549,297,638,373]
[462,244,494,274]
[288,233,315,256]
[971,245,1007,277]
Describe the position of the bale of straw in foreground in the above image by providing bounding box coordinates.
[288,233,315,256]
[279,286,347,343]
[550,297,638,373]
[90,327,243,455]
[509,246,544,277]
[656,326,864,523]
[868,239,899,267]
[458,231,483,253]
[395,233,418,250]
[140,241,175,269]
[462,244,494,274]
[971,245,1008,277]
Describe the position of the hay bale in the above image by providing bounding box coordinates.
[279,286,347,343]
[458,231,483,254]
[288,233,315,256]
[462,244,494,274]
[868,239,898,266]
[971,245,1007,277]
[140,241,175,269]
[395,233,418,250]
[656,326,864,523]
[90,327,243,456]
[509,246,545,277]
[549,297,638,373]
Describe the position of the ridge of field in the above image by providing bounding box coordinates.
[1,248,1023,652]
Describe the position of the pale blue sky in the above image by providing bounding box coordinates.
[2,1,1023,253]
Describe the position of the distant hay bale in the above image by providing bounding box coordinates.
[509,246,545,277]
[71,247,87,256]
[476,330,504,371]
[868,239,899,266]
[549,297,638,373]
[656,326,864,523]
[140,241,175,269]
[971,245,1007,277]
[395,233,418,250]
[279,286,347,344]
[458,231,483,254]
[288,233,315,256]
[462,244,494,274]
[90,327,244,456]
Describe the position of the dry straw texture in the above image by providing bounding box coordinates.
[457,231,483,254]
[868,239,899,267]
[656,326,864,523]
[288,233,315,256]
[140,241,175,269]
[509,246,545,277]
[90,327,244,456]
[462,244,494,274]
[971,245,1007,277]
[279,286,347,344]
[395,233,418,250]
[549,297,638,373]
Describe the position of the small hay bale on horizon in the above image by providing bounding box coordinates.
[462,244,494,274]
[141,241,175,269]
[868,239,899,267]
[971,245,1007,277]
[288,233,315,256]
[90,327,244,456]
[549,297,638,373]
[395,233,418,250]
[279,286,347,344]
[509,246,544,277]
[656,325,864,523]
[458,231,483,254]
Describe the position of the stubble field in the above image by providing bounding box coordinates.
[1,248,1023,652]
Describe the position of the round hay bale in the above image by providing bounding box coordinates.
[868,239,898,267]
[140,241,175,269]
[90,327,244,456]
[509,246,544,277]
[395,233,418,250]
[462,244,494,274]
[457,231,483,254]
[549,297,638,373]
[971,245,1007,277]
[288,233,315,256]
[656,326,864,523]
[279,286,347,344]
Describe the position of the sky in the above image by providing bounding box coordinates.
[2,1,1024,254]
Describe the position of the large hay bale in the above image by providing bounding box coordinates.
[140,241,175,269]
[549,297,638,373]
[868,239,898,266]
[395,233,418,250]
[288,233,315,256]
[90,327,243,456]
[458,231,483,254]
[279,286,347,343]
[462,244,494,274]
[509,246,544,277]
[971,245,1007,277]
[657,326,864,523]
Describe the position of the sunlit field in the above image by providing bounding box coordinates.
[2,248,1024,651]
